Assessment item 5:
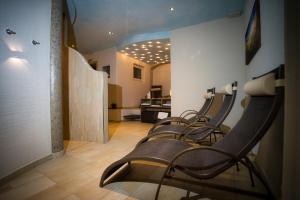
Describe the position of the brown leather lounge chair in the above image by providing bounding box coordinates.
[100,66,284,200]
[145,82,237,144]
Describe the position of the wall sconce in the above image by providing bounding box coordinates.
[32,40,40,45]
[6,28,16,35]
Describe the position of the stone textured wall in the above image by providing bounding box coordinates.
[50,0,64,153]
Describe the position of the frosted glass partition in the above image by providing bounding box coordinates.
[68,47,108,143]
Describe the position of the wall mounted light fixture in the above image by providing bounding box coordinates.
[6,28,16,35]
[32,40,40,45]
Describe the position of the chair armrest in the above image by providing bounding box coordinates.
[179,109,199,118]
[149,117,190,133]
[181,111,199,119]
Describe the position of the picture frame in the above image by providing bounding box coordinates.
[245,0,261,65]
[133,63,143,80]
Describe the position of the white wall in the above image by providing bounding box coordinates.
[85,47,117,84]
[152,64,171,96]
[86,48,152,108]
[116,52,151,108]
[171,16,246,128]
[244,0,284,79]
[0,0,52,178]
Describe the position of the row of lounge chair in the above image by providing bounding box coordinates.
[100,66,284,200]
[145,81,237,144]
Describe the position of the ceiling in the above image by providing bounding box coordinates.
[67,0,245,54]
[120,39,170,65]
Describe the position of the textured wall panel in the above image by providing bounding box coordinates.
[50,0,64,153]
[69,48,108,143]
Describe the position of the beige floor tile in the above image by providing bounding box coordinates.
[8,171,43,188]
[63,194,81,200]
[27,185,70,200]
[1,122,265,200]
[0,176,55,200]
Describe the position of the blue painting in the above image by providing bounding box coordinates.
[245,0,261,65]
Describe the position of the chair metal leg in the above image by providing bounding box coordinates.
[248,166,255,187]
[186,190,190,198]
[236,162,240,171]
[242,156,273,198]
[222,131,225,137]
[155,166,173,200]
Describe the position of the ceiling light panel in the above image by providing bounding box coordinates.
[119,39,171,65]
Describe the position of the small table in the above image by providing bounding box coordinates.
[140,106,171,123]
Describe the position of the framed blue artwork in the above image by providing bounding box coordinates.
[245,0,261,65]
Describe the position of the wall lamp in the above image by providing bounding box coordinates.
[6,28,16,35]
[32,40,40,45]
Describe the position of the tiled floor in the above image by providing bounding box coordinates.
[0,122,265,200]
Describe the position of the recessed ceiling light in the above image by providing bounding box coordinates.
[141,46,146,48]
[148,45,153,47]
[158,50,163,53]
[165,55,169,57]
[134,53,137,56]
[144,48,149,51]
[121,50,125,52]
[108,31,114,35]
[147,41,152,44]
[141,57,145,59]
[150,58,153,60]
[147,52,151,54]
[165,47,169,50]
[156,41,161,44]
[131,51,135,53]
[157,46,161,48]
[149,55,153,57]
[141,54,145,56]
[170,7,174,11]
[156,56,160,58]
[167,43,171,46]
[132,44,137,46]
[135,48,139,51]
[155,53,159,56]
[125,47,130,50]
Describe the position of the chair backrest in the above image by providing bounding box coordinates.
[206,82,237,127]
[214,66,284,159]
[197,87,215,115]
[182,67,284,172]
[186,88,215,123]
